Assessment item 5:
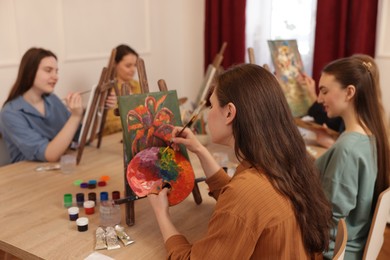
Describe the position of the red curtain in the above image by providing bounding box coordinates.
[312,0,378,83]
[204,0,246,70]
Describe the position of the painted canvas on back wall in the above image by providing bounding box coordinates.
[268,39,311,117]
[118,90,194,205]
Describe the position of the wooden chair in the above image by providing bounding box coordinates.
[333,218,347,260]
[363,187,390,260]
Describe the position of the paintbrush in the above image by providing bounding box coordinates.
[113,195,142,204]
[60,89,92,102]
[163,100,207,153]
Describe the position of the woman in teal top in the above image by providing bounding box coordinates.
[315,56,390,259]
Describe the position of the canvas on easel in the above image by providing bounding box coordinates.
[77,84,100,145]
[76,49,117,165]
[115,58,203,226]
[195,42,227,106]
[268,39,311,117]
[118,90,195,206]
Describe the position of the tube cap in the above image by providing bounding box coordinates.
[100,192,109,201]
[84,200,95,208]
[80,182,88,188]
[76,217,89,226]
[98,181,106,187]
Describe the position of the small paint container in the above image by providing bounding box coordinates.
[84,200,95,215]
[76,217,88,232]
[88,192,96,202]
[88,180,97,189]
[76,193,84,207]
[112,191,120,200]
[98,181,106,187]
[80,182,88,188]
[68,207,79,221]
[100,175,110,182]
[73,179,83,186]
[100,192,109,202]
[63,193,73,208]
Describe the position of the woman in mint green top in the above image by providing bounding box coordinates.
[316,133,376,259]
[315,56,390,260]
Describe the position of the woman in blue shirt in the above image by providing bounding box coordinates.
[0,47,115,163]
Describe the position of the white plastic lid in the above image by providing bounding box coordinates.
[83,200,95,208]
[76,217,88,226]
[68,207,79,214]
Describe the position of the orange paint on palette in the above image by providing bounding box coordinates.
[126,147,195,206]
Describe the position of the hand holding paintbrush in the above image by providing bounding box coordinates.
[163,100,207,153]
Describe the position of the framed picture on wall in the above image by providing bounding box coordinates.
[268,39,312,117]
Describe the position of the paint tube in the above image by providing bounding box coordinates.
[115,225,135,246]
[95,227,107,250]
[105,227,120,250]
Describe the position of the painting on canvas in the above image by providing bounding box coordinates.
[268,39,311,117]
[118,90,194,205]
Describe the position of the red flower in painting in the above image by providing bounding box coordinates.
[126,95,175,156]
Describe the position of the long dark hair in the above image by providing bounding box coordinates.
[323,57,390,206]
[215,64,332,254]
[115,44,138,63]
[4,47,57,106]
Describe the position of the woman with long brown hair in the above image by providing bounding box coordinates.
[148,64,332,259]
[0,47,115,163]
[316,56,390,259]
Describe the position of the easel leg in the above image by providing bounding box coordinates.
[192,179,203,205]
[125,200,135,226]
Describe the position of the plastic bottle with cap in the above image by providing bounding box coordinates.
[63,194,73,208]
[68,207,79,221]
[100,192,109,202]
[76,217,88,232]
[76,193,84,207]
[84,200,95,215]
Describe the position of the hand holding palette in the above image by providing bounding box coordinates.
[119,91,196,206]
[127,146,195,206]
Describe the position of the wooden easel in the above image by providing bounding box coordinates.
[120,58,203,226]
[196,42,227,105]
[76,48,117,165]
[247,47,271,71]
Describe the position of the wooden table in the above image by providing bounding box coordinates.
[0,133,326,259]
[0,133,219,260]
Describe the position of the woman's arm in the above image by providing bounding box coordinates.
[148,188,180,242]
[45,92,83,161]
[171,127,220,179]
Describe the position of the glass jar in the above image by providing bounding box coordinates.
[99,200,121,227]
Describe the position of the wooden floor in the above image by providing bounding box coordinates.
[1,224,389,259]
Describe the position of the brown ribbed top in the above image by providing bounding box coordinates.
[165,161,311,259]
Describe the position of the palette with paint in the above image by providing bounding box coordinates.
[126,146,195,206]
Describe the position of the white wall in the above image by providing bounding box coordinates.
[376,0,390,120]
[0,0,204,106]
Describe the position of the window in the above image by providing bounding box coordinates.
[246,0,317,76]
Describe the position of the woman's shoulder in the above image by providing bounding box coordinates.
[316,132,374,171]
[217,168,295,224]
[328,132,372,155]
[225,168,289,205]
[1,96,24,116]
